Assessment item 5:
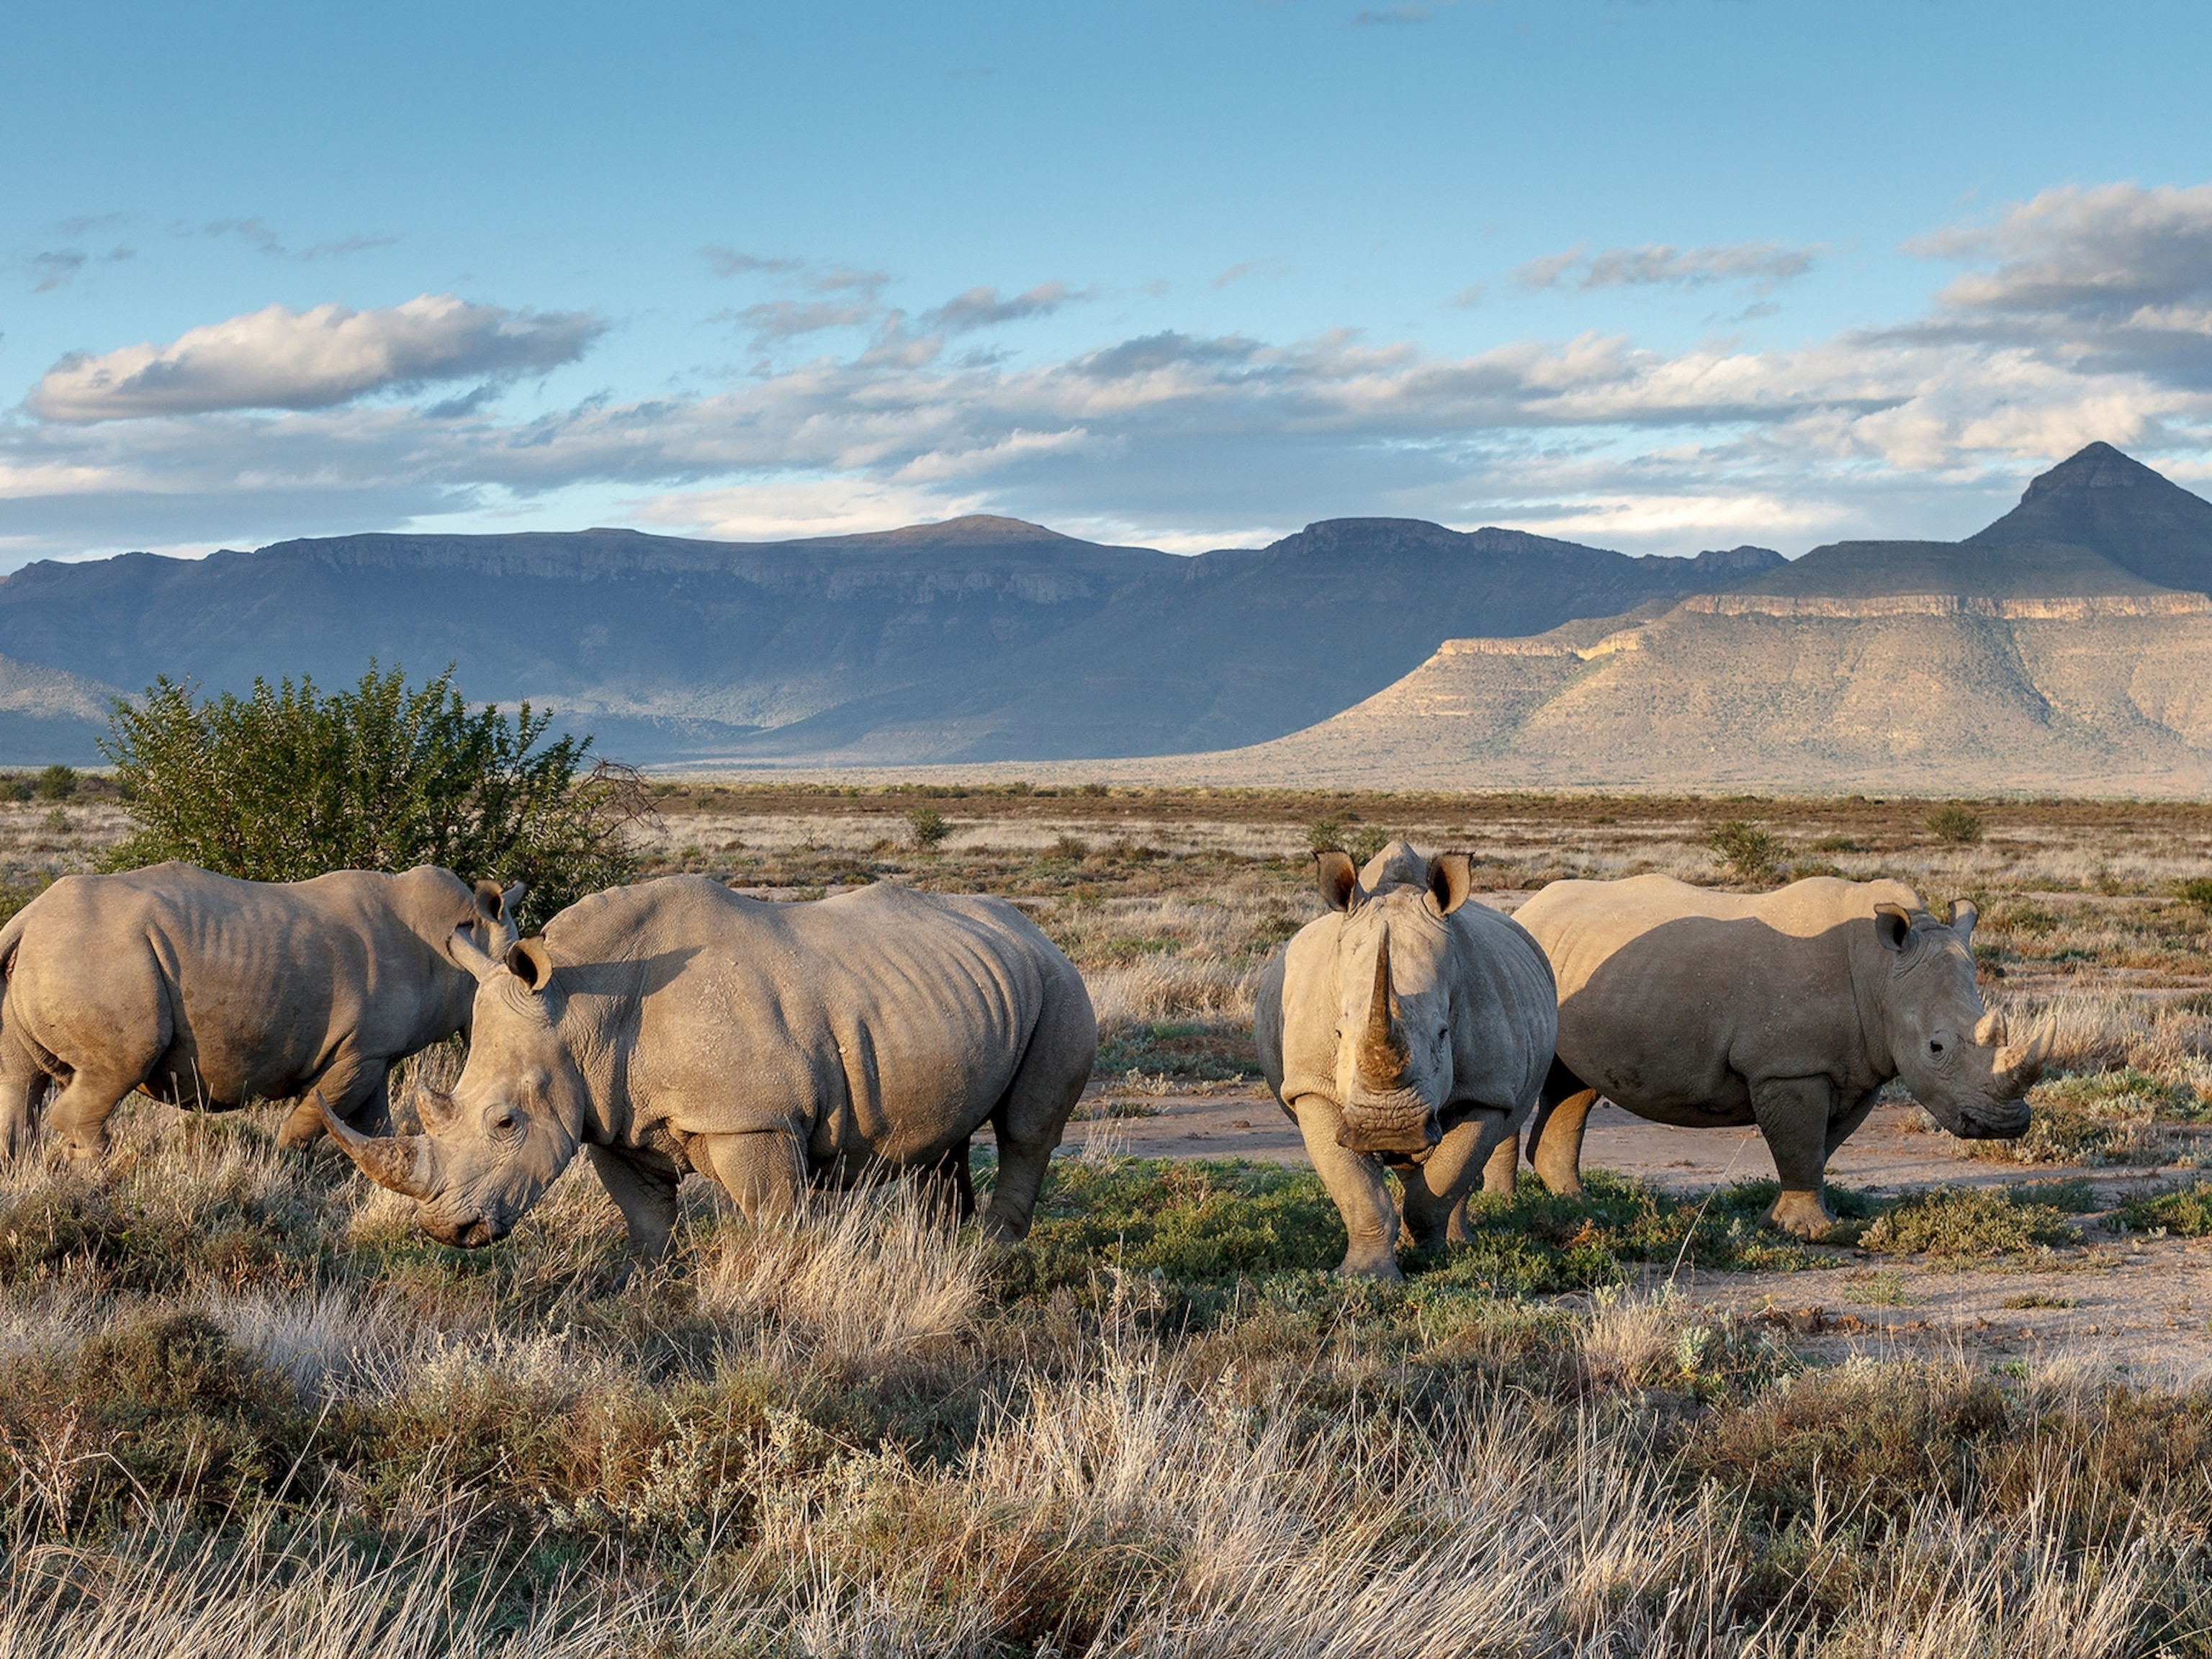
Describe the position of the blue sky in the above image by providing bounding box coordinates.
[5,0,2212,567]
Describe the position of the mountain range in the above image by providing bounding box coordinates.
[0,513,1780,767]
[1184,444,2212,796]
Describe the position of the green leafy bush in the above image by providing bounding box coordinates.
[1347,824,1393,866]
[32,763,77,802]
[1858,1185,2078,1258]
[2177,876,2212,912]
[101,664,642,926]
[1303,816,1344,854]
[1706,819,1782,884]
[1925,803,1984,845]
[906,805,950,848]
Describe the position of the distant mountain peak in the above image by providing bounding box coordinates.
[2018,441,2170,504]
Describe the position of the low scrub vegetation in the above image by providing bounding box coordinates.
[0,1096,2205,1655]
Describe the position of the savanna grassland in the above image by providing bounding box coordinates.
[14,781,2212,1653]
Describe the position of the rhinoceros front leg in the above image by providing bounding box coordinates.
[1401,1107,1518,1252]
[276,1051,390,1151]
[698,1128,806,1226]
[1751,1075,1842,1238]
[585,1143,680,1264]
[1290,1093,1401,1280]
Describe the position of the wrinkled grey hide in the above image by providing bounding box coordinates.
[1502,873,2046,1237]
[1255,841,1557,1280]
[0,862,522,1159]
[324,876,1096,1262]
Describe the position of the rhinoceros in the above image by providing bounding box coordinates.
[1499,874,2046,1236]
[1255,841,1557,1280]
[0,862,523,1160]
[320,875,1095,1260]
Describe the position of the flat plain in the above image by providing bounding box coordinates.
[10,782,2212,1652]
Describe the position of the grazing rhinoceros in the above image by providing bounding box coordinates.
[1498,874,2046,1237]
[1255,841,1557,1280]
[320,875,1095,1261]
[0,862,523,1160]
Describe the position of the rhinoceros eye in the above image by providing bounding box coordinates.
[487,1105,526,1142]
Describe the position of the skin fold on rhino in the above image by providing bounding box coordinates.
[1255,841,1558,1280]
[323,875,1097,1266]
[0,863,522,1161]
[1498,874,2047,1238]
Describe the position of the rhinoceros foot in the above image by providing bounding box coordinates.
[1764,1189,1838,1240]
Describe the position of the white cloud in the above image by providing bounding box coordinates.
[1516,239,1820,294]
[922,282,1078,333]
[12,184,2212,562]
[26,295,603,422]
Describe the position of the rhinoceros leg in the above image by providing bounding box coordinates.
[276,1050,390,1150]
[699,1128,806,1226]
[585,1143,680,1262]
[980,978,1092,1244]
[1290,1093,1401,1279]
[1401,1108,1516,1252]
[0,1027,49,1161]
[1479,1133,1519,1199]
[1524,1059,1599,1197]
[1751,1076,1842,1238]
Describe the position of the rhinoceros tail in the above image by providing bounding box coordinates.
[0,906,29,983]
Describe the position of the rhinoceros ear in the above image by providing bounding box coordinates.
[472,880,505,922]
[507,937,554,993]
[1873,903,1915,953]
[1315,850,1360,913]
[1426,852,1476,916]
[1946,898,1977,944]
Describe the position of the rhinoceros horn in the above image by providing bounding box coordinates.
[1993,1028,2051,1096]
[318,1090,439,1200]
[1357,937,1411,1089]
[1973,1009,2008,1047]
[415,1079,461,1133]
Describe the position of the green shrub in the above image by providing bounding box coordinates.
[2119,1179,2212,1236]
[1858,1185,2078,1259]
[1925,803,1984,845]
[1304,816,1344,854]
[907,805,950,848]
[32,763,77,801]
[1706,819,1782,884]
[101,664,640,927]
[2177,876,2212,912]
[1347,824,1393,866]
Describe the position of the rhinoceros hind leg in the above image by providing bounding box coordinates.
[1527,1063,1599,1197]
[45,1061,154,1161]
[1290,1094,1401,1280]
[699,1129,806,1226]
[980,973,1092,1244]
[0,1029,49,1161]
[1751,1076,1840,1238]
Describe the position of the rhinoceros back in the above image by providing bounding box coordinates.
[1514,873,1923,1122]
[541,876,1087,1166]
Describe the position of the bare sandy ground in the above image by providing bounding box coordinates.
[1018,1084,2212,1378]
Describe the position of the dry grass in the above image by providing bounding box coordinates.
[12,788,2212,1650]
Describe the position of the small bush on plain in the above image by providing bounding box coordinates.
[906,804,950,848]
[1706,818,1782,884]
[1925,803,1984,845]
[32,764,76,802]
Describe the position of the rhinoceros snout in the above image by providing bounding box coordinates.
[1336,1113,1442,1158]
[428,1213,505,1249]
[1955,1101,2033,1141]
